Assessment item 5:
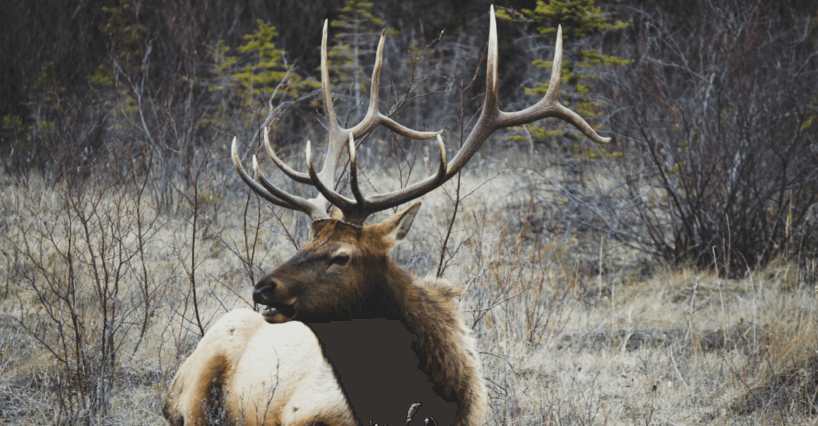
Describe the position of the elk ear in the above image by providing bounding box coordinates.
[380,201,422,245]
[329,206,343,219]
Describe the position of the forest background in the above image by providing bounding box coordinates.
[1,0,817,424]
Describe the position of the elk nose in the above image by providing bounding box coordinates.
[253,278,277,305]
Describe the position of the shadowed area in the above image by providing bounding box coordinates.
[308,319,457,425]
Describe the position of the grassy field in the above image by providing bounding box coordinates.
[1,146,816,425]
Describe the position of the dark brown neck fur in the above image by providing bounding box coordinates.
[307,258,481,426]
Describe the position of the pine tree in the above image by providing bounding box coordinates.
[205,20,318,132]
[218,20,317,103]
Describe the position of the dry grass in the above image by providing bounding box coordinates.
[1,147,816,425]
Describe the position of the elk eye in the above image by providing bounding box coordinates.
[330,254,350,266]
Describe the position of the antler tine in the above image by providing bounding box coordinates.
[484,3,500,112]
[348,134,366,207]
[433,134,448,184]
[320,20,339,139]
[231,137,325,218]
[363,30,386,121]
[306,140,355,210]
[263,128,311,184]
[317,19,346,186]
[543,24,563,106]
[252,155,324,218]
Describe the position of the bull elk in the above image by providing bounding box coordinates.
[163,6,609,426]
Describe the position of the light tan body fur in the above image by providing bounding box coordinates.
[163,309,354,426]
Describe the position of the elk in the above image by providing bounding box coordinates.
[163,6,609,426]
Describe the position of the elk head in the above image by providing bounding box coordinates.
[231,6,610,324]
[252,201,422,323]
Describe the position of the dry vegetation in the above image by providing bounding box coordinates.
[1,143,815,425]
[1,1,816,424]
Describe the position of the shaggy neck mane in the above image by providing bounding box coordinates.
[389,260,481,419]
[305,257,483,426]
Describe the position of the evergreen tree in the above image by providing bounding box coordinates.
[214,20,317,104]
[206,20,318,133]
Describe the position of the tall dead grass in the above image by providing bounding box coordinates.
[1,144,816,425]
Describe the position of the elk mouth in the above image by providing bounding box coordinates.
[261,302,296,323]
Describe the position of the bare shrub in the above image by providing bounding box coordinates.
[4,100,161,423]
[603,0,818,272]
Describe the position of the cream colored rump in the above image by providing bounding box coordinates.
[165,309,354,426]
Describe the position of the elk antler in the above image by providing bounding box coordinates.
[233,6,610,224]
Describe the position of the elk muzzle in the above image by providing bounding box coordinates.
[253,276,297,324]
